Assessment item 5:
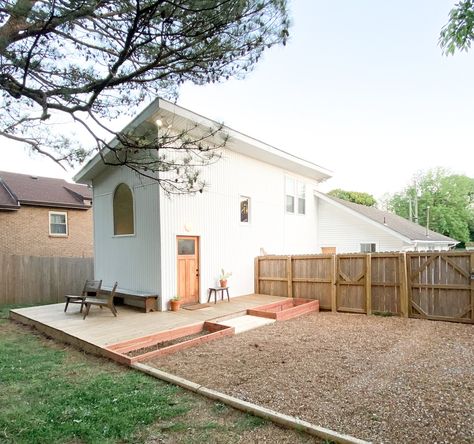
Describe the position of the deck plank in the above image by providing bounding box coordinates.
[10,294,287,347]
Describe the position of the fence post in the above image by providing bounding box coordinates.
[331,254,337,312]
[286,256,293,298]
[399,253,409,317]
[470,252,474,321]
[254,257,260,294]
[365,253,372,315]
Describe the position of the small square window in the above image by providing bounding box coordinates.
[360,243,376,253]
[49,211,68,236]
[240,196,250,223]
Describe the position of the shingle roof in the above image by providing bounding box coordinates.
[0,171,92,210]
[323,194,457,243]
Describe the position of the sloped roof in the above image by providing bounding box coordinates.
[0,171,92,210]
[75,98,333,184]
[319,193,457,243]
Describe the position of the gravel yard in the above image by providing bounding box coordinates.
[148,312,474,443]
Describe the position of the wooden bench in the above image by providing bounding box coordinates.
[101,286,159,313]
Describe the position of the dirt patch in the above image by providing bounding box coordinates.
[148,312,474,443]
[126,331,209,357]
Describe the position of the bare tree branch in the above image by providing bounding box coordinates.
[0,0,290,192]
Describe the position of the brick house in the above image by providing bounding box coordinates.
[0,171,93,257]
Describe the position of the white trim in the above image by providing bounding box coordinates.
[49,211,68,236]
[410,239,456,244]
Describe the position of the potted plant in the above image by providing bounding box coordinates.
[219,269,232,288]
[170,296,181,311]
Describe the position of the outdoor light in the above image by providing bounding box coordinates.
[155,118,163,127]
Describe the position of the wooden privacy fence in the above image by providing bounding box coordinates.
[255,251,474,324]
[0,254,94,306]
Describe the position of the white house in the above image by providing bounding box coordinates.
[74,99,332,310]
[315,192,458,253]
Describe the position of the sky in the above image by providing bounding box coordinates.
[1,0,473,200]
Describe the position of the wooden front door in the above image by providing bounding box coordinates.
[177,236,200,305]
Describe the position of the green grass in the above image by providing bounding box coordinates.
[1,305,317,443]
[1,306,189,443]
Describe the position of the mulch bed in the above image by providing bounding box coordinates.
[148,312,474,443]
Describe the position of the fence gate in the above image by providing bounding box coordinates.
[336,254,367,313]
[407,252,474,323]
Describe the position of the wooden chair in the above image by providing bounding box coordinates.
[83,282,119,320]
[64,280,102,313]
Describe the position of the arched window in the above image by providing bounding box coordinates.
[113,183,134,235]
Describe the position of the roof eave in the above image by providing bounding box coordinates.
[20,200,92,210]
[412,239,459,245]
[74,98,333,183]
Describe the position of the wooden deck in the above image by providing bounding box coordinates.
[10,294,286,362]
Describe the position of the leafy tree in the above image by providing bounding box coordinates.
[328,189,377,207]
[0,0,289,192]
[387,168,474,245]
[440,0,474,54]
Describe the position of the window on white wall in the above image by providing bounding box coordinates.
[240,196,250,223]
[113,183,134,235]
[285,177,305,215]
[297,181,306,214]
[360,243,376,253]
[285,177,295,213]
[49,211,68,236]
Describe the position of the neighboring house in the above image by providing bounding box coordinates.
[74,99,332,310]
[0,171,93,257]
[315,192,458,253]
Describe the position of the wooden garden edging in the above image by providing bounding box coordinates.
[133,362,371,444]
[255,251,474,324]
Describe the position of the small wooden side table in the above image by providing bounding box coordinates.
[207,287,230,304]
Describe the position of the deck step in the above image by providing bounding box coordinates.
[217,315,275,334]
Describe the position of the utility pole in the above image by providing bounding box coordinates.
[409,198,413,222]
[414,181,419,224]
[426,205,430,237]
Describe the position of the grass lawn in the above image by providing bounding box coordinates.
[0,305,317,444]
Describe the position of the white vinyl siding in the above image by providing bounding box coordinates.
[159,149,320,308]
[92,150,320,310]
[92,167,161,294]
[317,199,409,253]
